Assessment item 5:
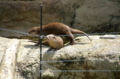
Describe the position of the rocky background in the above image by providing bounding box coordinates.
[0,1,120,79]
[0,0,120,37]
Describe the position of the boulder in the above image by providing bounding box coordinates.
[73,0,120,32]
[16,35,120,79]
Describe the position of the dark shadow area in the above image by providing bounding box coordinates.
[46,48,60,53]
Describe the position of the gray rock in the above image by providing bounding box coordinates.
[0,0,120,37]
[73,0,120,32]
[0,0,79,37]
[16,35,120,79]
[0,37,10,63]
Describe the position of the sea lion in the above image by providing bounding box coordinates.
[29,22,91,46]
[45,34,64,51]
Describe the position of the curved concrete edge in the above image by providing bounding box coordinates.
[0,39,20,79]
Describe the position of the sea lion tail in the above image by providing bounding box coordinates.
[70,28,92,41]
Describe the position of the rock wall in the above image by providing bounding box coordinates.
[0,0,80,37]
[0,0,120,37]
[73,0,120,32]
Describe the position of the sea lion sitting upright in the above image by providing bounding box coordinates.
[45,34,64,51]
[29,22,91,46]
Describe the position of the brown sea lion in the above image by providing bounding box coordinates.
[45,34,64,51]
[29,22,91,46]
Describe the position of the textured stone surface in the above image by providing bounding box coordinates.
[0,35,120,79]
[0,39,19,79]
[16,35,120,79]
[0,37,10,63]
[0,0,119,37]
[0,0,80,37]
[0,1,42,37]
[73,0,120,33]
